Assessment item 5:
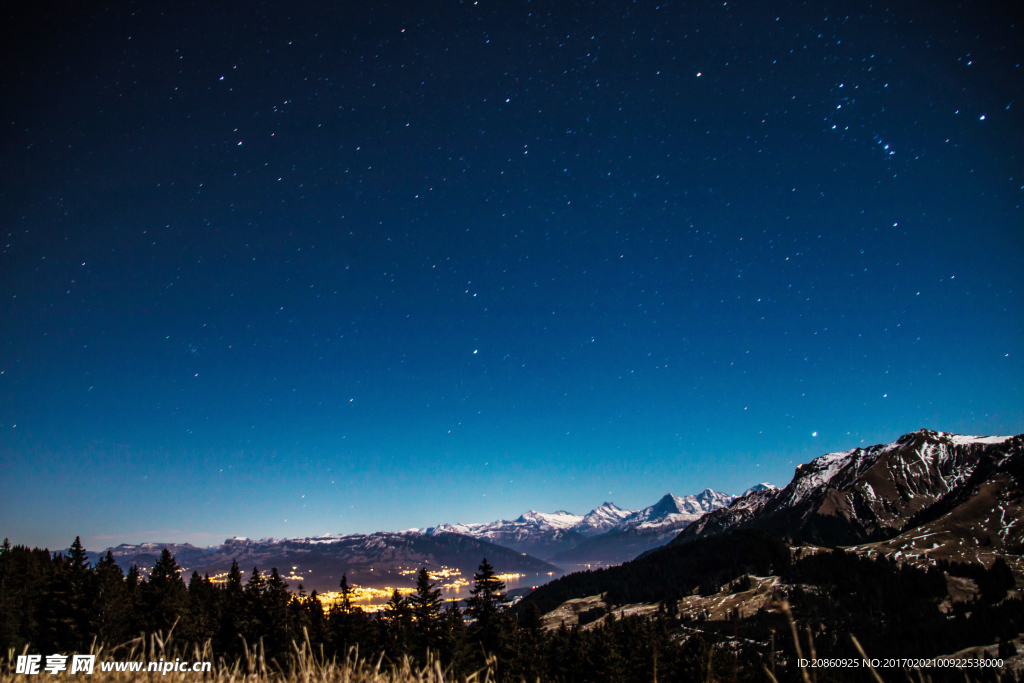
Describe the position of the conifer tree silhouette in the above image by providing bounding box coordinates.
[409,567,443,656]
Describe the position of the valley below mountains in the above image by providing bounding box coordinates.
[46,427,1024,676]
[95,428,1023,610]
[422,487,749,568]
[509,428,1024,670]
[94,488,751,593]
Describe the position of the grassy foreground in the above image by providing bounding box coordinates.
[2,605,1018,683]
[2,632,495,683]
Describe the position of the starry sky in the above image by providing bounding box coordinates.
[1,0,1021,551]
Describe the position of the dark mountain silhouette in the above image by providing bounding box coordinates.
[675,429,1022,548]
[97,532,559,593]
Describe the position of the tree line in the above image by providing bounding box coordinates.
[2,536,1021,683]
[0,537,757,682]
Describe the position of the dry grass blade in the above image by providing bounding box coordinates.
[1,634,477,683]
[806,626,817,683]
[777,599,810,683]
[850,634,885,683]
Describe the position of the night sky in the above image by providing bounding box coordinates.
[2,0,1021,551]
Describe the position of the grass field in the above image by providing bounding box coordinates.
[2,632,494,683]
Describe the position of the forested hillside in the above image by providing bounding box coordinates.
[2,535,1022,682]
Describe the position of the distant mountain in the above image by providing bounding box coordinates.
[424,511,592,561]
[550,490,737,567]
[742,483,777,497]
[92,490,762,592]
[515,429,1024,626]
[626,490,736,531]
[98,532,559,593]
[424,489,738,566]
[674,429,1022,548]
[422,502,639,556]
[578,503,637,535]
[93,542,217,574]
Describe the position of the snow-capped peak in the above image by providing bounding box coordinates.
[419,489,741,562]
[742,483,777,497]
[626,490,736,530]
[578,502,635,535]
[514,509,585,529]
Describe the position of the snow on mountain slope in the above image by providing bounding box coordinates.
[422,510,591,560]
[680,485,779,539]
[425,510,584,537]
[628,490,736,530]
[517,510,585,529]
[548,490,739,567]
[742,483,777,497]
[946,433,1015,446]
[97,490,762,585]
[675,429,1022,547]
[578,502,635,535]
[851,443,1024,571]
[423,490,739,561]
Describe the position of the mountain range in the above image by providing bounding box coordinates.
[421,488,745,565]
[520,428,1024,624]
[549,487,773,567]
[95,531,560,594]
[93,428,1020,603]
[92,488,747,592]
[675,429,1022,553]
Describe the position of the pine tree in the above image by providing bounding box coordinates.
[266,568,290,606]
[94,551,130,644]
[39,540,94,652]
[0,540,20,652]
[124,564,143,635]
[520,602,543,635]
[509,602,546,683]
[142,549,188,634]
[466,558,507,622]
[149,549,181,585]
[384,588,409,619]
[439,601,468,674]
[410,568,443,624]
[409,567,443,658]
[68,537,91,572]
[67,537,95,646]
[245,566,265,597]
[217,560,246,658]
[182,571,218,644]
[126,564,141,590]
[240,567,267,647]
[382,588,412,658]
[227,559,243,591]
[0,540,40,654]
[263,568,292,660]
[465,558,509,662]
[302,589,327,650]
[328,574,374,658]
[338,574,354,613]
